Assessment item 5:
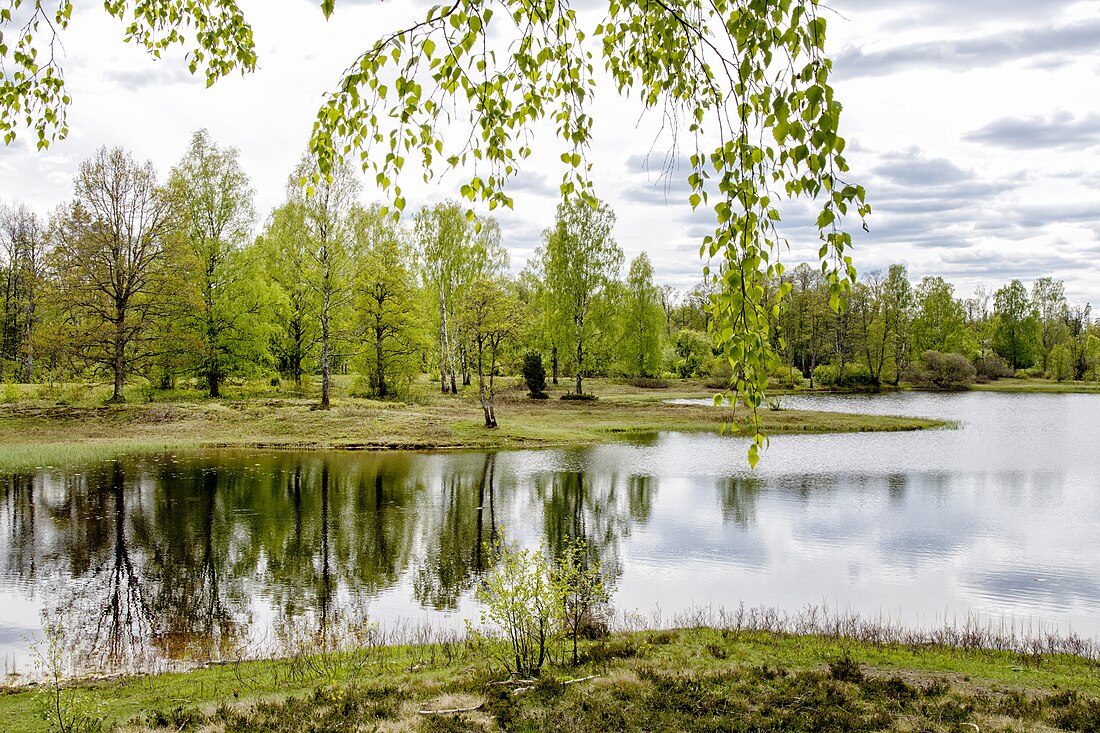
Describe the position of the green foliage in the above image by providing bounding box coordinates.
[909,350,975,390]
[553,536,610,666]
[993,279,1041,370]
[415,201,507,394]
[52,146,173,402]
[0,0,256,149]
[522,351,548,398]
[811,362,876,389]
[166,129,275,397]
[672,329,713,378]
[301,0,866,448]
[351,204,425,398]
[620,252,663,378]
[911,276,968,355]
[537,198,622,396]
[458,276,522,427]
[472,537,563,677]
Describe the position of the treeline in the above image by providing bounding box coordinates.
[2,131,1096,412]
[777,264,1098,389]
[0,132,717,419]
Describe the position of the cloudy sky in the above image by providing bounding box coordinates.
[2,0,1099,306]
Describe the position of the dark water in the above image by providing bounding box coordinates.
[3,392,1100,679]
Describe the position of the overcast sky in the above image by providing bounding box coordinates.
[2,0,1099,306]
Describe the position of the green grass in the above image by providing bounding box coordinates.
[0,377,947,471]
[971,378,1100,394]
[4,627,1100,733]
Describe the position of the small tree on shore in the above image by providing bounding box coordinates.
[522,351,548,399]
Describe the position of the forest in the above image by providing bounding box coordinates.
[1,130,1096,417]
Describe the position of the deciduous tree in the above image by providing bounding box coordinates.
[166,129,272,397]
[53,147,172,402]
[538,199,622,395]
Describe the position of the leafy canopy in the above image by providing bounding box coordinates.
[2,0,868,462]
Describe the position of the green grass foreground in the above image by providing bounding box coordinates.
[0,377,946,470]
[3,627,1100,732]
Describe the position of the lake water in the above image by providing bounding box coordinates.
[3,391,1100,679]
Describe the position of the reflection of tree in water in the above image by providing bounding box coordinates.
[45,462,153,673]
[535,462,656,584]
[414,453,499,610]
[719,476,761,528]
[139,463,249,662]
[0,473,37,583]
[262,454,421,638]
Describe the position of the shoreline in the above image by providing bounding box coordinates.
[3,610,1099,732]
[0,379,948,470]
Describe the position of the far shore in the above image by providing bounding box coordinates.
[0,377,948,470]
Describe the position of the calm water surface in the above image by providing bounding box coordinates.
[3,391,1099,678]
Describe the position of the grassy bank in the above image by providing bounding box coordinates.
[4,623,1099,733]
[0,377,945,470]
[971,378,1100,394]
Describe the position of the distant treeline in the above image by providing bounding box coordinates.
[0,130,1095,402]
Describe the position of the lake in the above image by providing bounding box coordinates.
[3,391,1100,679]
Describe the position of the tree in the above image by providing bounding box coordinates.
[621,252,663,378]
[1031,276,1068,373]
[0,201,48,381]
[5,1,866,450]
[166,129,271,397]
[260,202,317,387]
[351,204,424,398]
[911,276,967,356]
[414,201,506,394]
[458,278,522,427]
[522,351,548,398]
[538,199,623,396]
[993,279,1040,370]
[881,265,914,385]
[287,154,361,409]
[52,147,172,402]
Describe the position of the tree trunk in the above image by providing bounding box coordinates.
[208,369,221,398]
[375,327,387,398]
[320,292,331,409]
[551,346,559,385]
[113,338,126,402]
[575,340,583,395]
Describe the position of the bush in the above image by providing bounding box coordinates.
[473,538,561,676]
[811,362,878,389]
[560,392,597,401]
[522,351,548,398]
[973,353,1013,381]
[1016,366,1045,379]
[910,350,975,390]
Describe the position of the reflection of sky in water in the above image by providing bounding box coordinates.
[3,391,1100,679]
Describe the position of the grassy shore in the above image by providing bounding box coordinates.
[0,377,946,470]
[3,624,1099,732]
[971,378,1100,394]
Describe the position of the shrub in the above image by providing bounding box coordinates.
[973,353,1012,380]
[910,350,975,390]
[812,362,877,389]
[1016,366,1045,379]
[472,538,563,677]
[553,537,610,665]
[522,351,548,398]
[560,392,597,401]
